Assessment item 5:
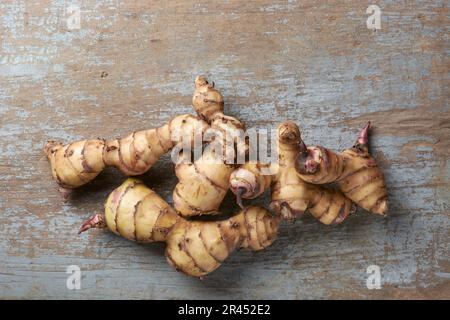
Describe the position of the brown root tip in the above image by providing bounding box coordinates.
[43,140,62,157]
[58,187,73,201]
[278,121,301,145]
[78,213,106,234]
[236,187,246,209]
[194,75,209,88]
[372,198,388,216]
[355,121,371,148]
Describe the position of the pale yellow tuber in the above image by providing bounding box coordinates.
[79,178,280,277]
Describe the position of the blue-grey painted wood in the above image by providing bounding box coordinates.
[0,0,448,299]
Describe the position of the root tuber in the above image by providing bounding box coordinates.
[79,178,280,277]
[295,122,388,215]
[44,114,208,196]
[173,76,247,216]
[229,121,355,224]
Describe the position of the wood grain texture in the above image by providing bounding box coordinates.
[0,0,449,299]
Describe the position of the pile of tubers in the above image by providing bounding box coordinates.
[44,76,388,277]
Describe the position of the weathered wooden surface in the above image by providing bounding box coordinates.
[0,0,449,299]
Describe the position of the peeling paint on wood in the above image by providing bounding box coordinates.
[0,0,449,299]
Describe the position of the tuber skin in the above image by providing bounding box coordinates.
[173,76,247,216]
[295,122,388,215]
[79,178,280,278]
[229,121,355,224]
[44,114,208,198]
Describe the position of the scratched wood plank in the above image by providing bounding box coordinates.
[0,0,449,299]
